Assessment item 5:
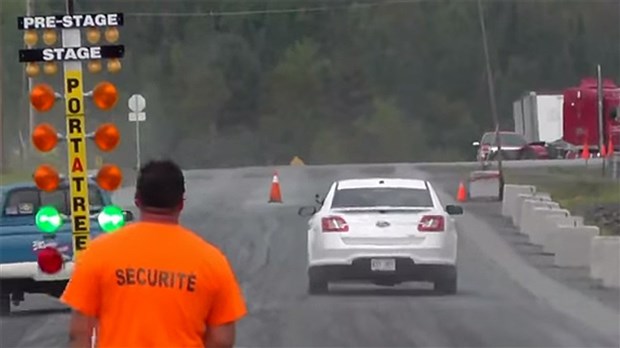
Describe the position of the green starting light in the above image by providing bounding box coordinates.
[35,206,63,234]
[98,205,125,232]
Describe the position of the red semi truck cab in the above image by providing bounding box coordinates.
[563,78,620,152]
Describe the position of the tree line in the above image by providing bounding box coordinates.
[1,0,618,170]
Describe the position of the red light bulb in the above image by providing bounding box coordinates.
[37,246,63,274]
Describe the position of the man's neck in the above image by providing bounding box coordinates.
[139,209,180,224]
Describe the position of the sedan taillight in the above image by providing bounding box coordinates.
[322,216,349,232]
[418,215,445,232]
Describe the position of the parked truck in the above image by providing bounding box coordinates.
[513,77,620,158]
[0,179,133,315]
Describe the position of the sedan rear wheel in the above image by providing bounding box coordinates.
[308,274,328,295]
[434,267,457,295]
[0,294,11,316]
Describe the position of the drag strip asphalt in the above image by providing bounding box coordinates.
[0,163,617,347]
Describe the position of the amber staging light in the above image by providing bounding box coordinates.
[26,62,40,78]
[86,27,101,44]
[88,60,103,73]
[33,164,60,192]
[96,164,123,191]
[94,123,120,152]
[23,30,38,46]
[30,84,56,112]
[42,29,58,46]
[43,62,58,75]
[32,123,59,152]
[104,27,119,43]
[92,82,118,110]
[107,59,121,73]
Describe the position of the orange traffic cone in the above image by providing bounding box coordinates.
[608,139,614,158]
[581,142,590,160]
[268,171,282,203]
[579,134,590,160]
[600,144,607,157]
[457,181,467,202]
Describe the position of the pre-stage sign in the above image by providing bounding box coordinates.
[19,45,124,63]
[64,70,91,254]
[17,13,124,30]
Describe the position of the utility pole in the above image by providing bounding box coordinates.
[0,2,4,174]
[596,65,605,175]
[477,0,504,198]
[615,0,620,179]
[596,65,604,150]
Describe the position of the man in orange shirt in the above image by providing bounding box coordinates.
[61,160,247,348]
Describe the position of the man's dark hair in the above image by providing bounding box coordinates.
[136,160,185,209]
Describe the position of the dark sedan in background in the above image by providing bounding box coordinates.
[473,131,550,163]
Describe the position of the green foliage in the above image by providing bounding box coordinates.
[1,0,619,169]
[259,38,330,163]
[352,98,427,163]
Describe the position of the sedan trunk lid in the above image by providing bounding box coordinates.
[329,207,434,246]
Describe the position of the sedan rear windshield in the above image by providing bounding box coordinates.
[331,187,433,208]
[3,185,104,217]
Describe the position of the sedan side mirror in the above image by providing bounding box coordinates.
[314,194,324,205]
[123,210,135,222]
[298,206,317,217]
[472,141,480,147]
[445,205,463,215]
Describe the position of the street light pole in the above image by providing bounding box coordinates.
[477,0,504,199]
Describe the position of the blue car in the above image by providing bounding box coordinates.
[0,179,133,315]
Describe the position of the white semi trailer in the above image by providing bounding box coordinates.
[513,92,564,143]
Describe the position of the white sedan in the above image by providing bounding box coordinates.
[298,178,463,295]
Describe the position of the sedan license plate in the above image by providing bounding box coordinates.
[371,258,396,271]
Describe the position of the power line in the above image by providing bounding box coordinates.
[114,0,605,18]
[123,0,427,17]
[55,0,617,2]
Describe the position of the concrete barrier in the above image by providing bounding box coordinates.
[512,193,535,226]
[468,170,501,200]
[553,226,600,267]
[518,200,559,236]
[501,184,536,217]
[543,216,584,254]
[512,192,551,227]
[590,236,620,288]
[528,208,571,245]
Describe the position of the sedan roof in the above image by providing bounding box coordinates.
[336,178,428,190]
